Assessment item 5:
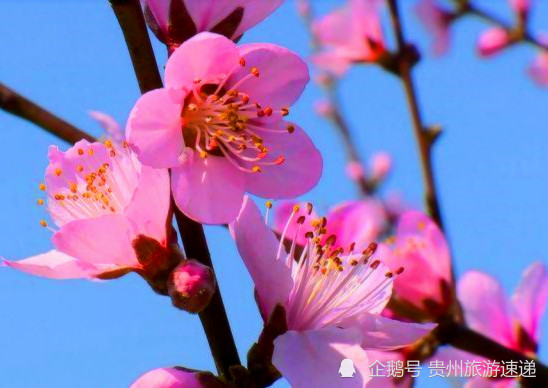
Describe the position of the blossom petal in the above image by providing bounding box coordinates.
[458,271,514,347]
[243,122,322,198]
[126,88,184,169]
[511,262,548,342]
[230,196,293,319]
[165,32,240,90]
[353,313,436,350]
[171,155,245,224]
[52,215,139,267]
[273,327,371,388]
[124,166,170,244]
[131,367,201,388]
[230,44,310,110]
[2,250,103,279]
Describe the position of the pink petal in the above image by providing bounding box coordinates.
[353,313,436,350]
[325,199,386,251]
[126,88,184,169]
[143,0,170,36]
[124,165,171,244]
[165,32,240,90]
[529,50,548,87]
[89,110,123,143]
[273,327,371,388]
[511,262,548,342]
[272,200,316,247]
[231,0,284,39]
[458,271,515,348]
[415,0,451,56]
[477,27,511,57]
[509,0,530,14]
[311,51,352,76]
[52,215,139,267]
[171,155,245,225]
[3,250,103,279]
[243,122,322,199]
[131,367,201,388]
[230,43,310,110]
[229,196,293,319]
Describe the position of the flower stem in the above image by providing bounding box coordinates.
[109,0,241,379]
[0,83,96,143]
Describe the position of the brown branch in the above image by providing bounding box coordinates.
[109,0,163,94]
[0,83,96,143]
[108,0,240,379]
[456,2,548,51]
[441,323,548,385]
[386,0,444,230]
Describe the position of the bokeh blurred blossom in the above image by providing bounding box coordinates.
[477,27,512,57]
[231,197,435,387]
[312,0,386,75]
[415,0,453,56]
[126,32,322,225]
[142,0,284,52]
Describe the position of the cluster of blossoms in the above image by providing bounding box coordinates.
[3,1,548,387]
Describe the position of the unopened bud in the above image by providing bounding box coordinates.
[168,259,216,313]
[370,152,392,182]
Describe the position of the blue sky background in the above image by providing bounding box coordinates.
[0,1,547,387]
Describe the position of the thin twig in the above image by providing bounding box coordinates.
[386,0,444,230]
[0,83,96,143]
[109,0,241,378]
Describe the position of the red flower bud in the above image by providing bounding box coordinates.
[168,259,216,313]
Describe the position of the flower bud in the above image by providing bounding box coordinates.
[477,27,512,57]
[370,152,392,182]
[131,367,226,388]
[346,161,365,181]
[314,100,334,118]
[168,259,216,313]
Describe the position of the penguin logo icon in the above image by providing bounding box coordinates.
[339,359,356,378]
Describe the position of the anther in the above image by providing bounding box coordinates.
[305,231,314,239]
[252,166,262,173]
[69,183,78,193]
[77,165,84,173]
[326,235,337,246]
[385,272,394,278]
[396,267,405,275]
[239,58,246,67]
[306,203,313,215]
[266,200,273,209]
[54,167,62,177]
[250,67,260,77]
[39,183,46,191]
[77,148,84,155]
[281,107,290,116]
[349,242,356,252]
[350,259,358,266]
[39,220,48,228]
[362,242,378,259]
[104,140,112,148]
[37,199,44,206]
[274,156,285,165]
[287,124,295,133]
[293,204,301,213]
[88,148,94,156]
[297,216,306,224]
[264,107,273,116]
[370,260,380,270]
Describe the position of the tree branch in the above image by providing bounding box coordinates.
[108,0,240,379]
[441,323,548,385]
[0,83,95,143]
[386,0,444,230]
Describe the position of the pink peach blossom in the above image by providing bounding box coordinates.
[415,0,452,56]
[312,0,386,75]
[529,47,548,87]
[131,367,205,388]
[370,151,392,182]
[379,211,452,319]
[3,140,172,283]
[477,27,512,57]
[272,199,387,253]
[143,0,284,51]
[127,32,322,225]
[230,197,435,388]
[439,262,548,386]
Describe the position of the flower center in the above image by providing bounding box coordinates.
[39,141,139,225]
[269,203,402,331]
[180,60,290,173]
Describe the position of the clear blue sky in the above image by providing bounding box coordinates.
[0,1,547,387]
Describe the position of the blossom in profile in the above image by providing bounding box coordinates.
[272,199,387,252]
[3,140,176,291]
[312,0,386,75]
[477,27,512,57]
[379,211,453,320]
[439,262,548,386]
[415,0,453,56]
[131,367,223,388]
[142,0,284,52]
[230,197,435,387]
[127,32,322,225]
